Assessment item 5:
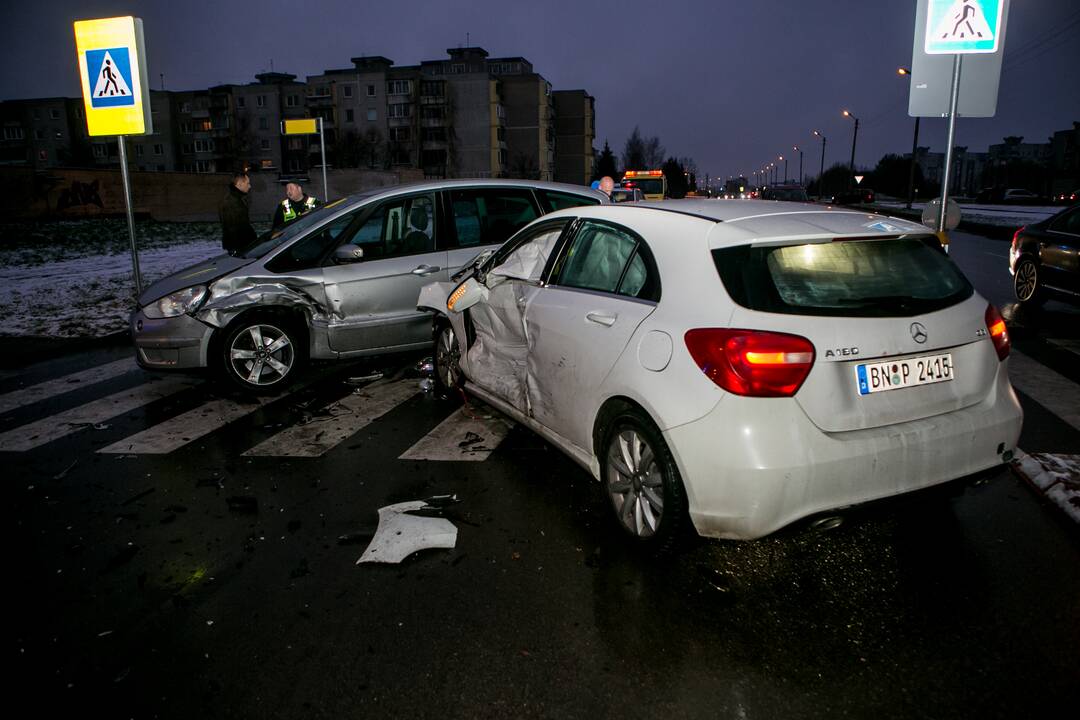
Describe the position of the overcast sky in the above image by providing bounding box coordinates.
[3,0,1077,181]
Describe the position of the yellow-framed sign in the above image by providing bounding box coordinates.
[74,16,152,136]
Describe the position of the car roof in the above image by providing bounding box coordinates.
[334,178,608,207]
[546,199,930,245]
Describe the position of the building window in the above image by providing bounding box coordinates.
[366,109,377,122]
[196,160,215,173]
[421,81,444,97]
[38,149,48,161]
[423,127,446,142]
[35,129,45,140]
[75,107,83,119]
[388,103,411,118]
[261,159,274,169]
[451,63,466,74]
[196,119,212,132]
[312,85,331,97]
[180,102,191,112]
[237,97,246,108]
[343,85,353,98]
[287,94,299,107]
[92,144,107,157]
[49,108,60,119]
[390,127,410,142]
[421,106,444,120]
[194,139,215,152]
[179,121,194,134]
[261,139,271,150]
[345,109,354,123]
[135,144,144,156]
[257,95,266,108]
[367,84,376,97]
[259,117,268,130]
[288,138,304,150]
[387,80,411,95]
[33,109,41,119]
[3,127,24,140]
[181,143,194,154]
[153,144,164,155]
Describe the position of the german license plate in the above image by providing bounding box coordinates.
[856,353,954,395]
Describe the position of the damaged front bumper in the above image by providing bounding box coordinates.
[130,308,214,370]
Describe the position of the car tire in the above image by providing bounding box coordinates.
[601,409,689,554]
[1013,256,1046,305]
[432,319,463,399]
[218,314,304,394]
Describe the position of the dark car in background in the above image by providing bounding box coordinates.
[830,187,875,205]
[760,184,809,202]
[1009,204,1079,305]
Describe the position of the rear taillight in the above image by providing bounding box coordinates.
[985,304,1010,361]
[685,329,815,397]
[1011,226,1024,250]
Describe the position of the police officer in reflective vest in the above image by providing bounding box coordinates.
[271,182,321,230]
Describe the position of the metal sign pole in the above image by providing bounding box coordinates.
[319,117,328,201]
[938,54,963,234]
[117,135,142,296]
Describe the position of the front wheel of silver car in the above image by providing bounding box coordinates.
[602,410,688,554]
[220,317,302,393]
[432,320,462,399]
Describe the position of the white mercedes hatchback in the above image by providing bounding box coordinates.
[418,201,1023,550]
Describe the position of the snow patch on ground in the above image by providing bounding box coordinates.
[0,220,224,338]
[874,201,1058,228]
[1013,451,1080,524]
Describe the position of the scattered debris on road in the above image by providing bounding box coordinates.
[358,499,458,564]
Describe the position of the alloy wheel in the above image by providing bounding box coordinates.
[1014,259,1038,302]
[435,324,461,390]
[228,323,294,387]
[606,428,665,538]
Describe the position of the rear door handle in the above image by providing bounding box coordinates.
[586,311,617,327]
[411,265,441,276]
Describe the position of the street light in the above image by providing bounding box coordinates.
[842,109,859,189]
[793,145,803,186]
[898,66,921,210]
[779,154,787,184]
[812,130,826,200]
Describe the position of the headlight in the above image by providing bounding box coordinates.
[142,285,207,319]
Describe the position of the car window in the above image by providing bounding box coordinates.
[449,188,540,248]
[336,193,436,259]
[1048,207,1079,236]
[537,189,602,213]
[713,235,974,317]
[554,221,642,295]
[239,197,351,259]
[489,224,567,282]
[265,211,357,272]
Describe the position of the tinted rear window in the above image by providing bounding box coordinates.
[713,236,973,317]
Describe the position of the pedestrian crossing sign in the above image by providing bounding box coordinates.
[925,0,1004,54]
[74,16,152,136]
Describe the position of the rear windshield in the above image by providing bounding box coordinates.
[713,235,973,317]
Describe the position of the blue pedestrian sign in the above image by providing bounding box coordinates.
[925,0,1004,54]
[86,47,135,108]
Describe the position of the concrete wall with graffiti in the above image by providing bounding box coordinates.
[0,167,423,222]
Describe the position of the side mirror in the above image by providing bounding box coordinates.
[333,244,364,263]
[446,277,488,313]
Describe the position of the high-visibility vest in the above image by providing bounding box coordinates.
[281,195,318,223]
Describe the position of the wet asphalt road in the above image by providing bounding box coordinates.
[6,229,1080,719]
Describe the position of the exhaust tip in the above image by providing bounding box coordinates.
[808,515,844,533]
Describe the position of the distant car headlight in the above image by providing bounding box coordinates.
[142,285,208,319]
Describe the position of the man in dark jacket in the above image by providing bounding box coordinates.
[219,170,256,254]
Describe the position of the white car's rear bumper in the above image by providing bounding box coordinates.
[665,365,1023,540]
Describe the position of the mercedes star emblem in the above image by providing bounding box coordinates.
[910,322,928,344]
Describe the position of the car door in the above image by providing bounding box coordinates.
[462,218,571,412]
[1041,206,1079,293]
[523,220,660,450]
[322,191,448,353]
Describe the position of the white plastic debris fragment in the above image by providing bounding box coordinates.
[358,501,458,564]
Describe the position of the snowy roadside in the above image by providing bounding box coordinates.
[0,220,225,338]
[874,201,1058,228]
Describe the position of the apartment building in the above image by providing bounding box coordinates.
[552,90,595,186]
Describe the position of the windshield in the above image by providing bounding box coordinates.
[630,179,665,196]
[236,196,355,259]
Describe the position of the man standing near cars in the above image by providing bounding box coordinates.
[599,175,615,199]
[271,182,321,230]
[219,169,256,255]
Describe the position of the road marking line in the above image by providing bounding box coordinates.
[398,403,514,461]
[97,393,278,455]
[0,358,137,415]
[243,380,418,457]
[1046,338,1080,357]
[0,375,199,452]
[1008,350,1080,432]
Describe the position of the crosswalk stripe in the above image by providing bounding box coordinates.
[0,358,136,415]
[242,380,418,457]
[1046,337,1080,357]
[0,375,200,452]
[1008,350,1080,432]
[97,393,278,455]
[398,404,514,461]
